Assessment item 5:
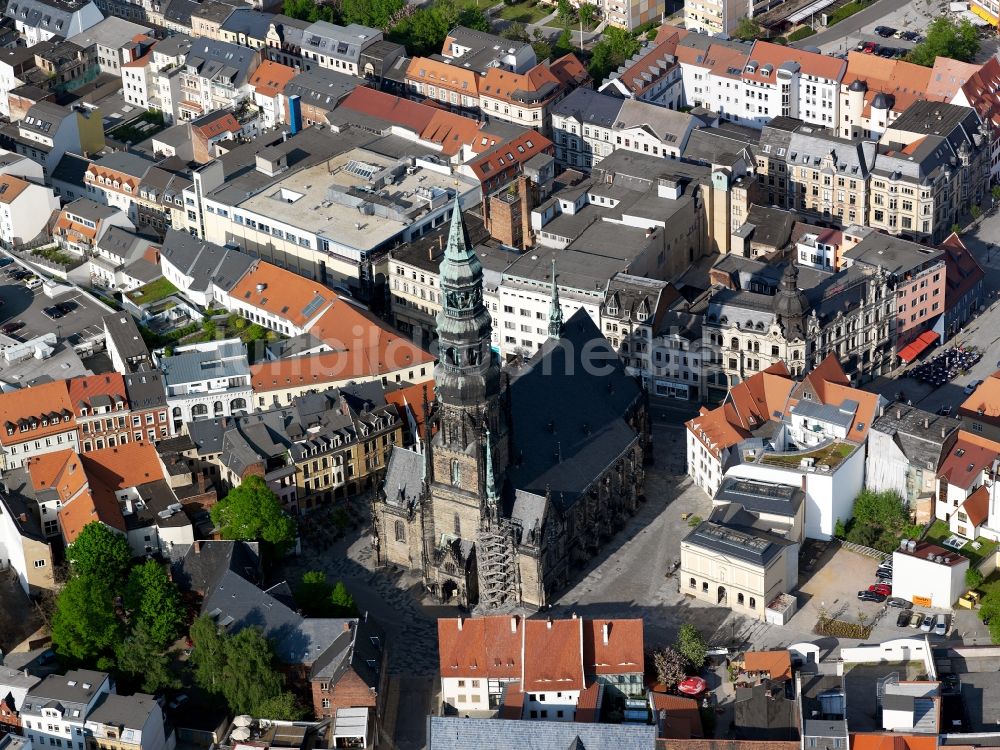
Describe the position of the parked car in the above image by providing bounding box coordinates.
[900,30,919,41]
[858,590,886,602]
[965,379,984,395]
[887,597,912,609]
[920,614,934,632]
[42,306,62,320]
[9,269,27,280]
[876,570,893,583]
[863,42,879,54]
[934,613,950,636]
[0,320,23,334]
[896,610,912,627]
[958,590,982,609]
[909,611,924,628]
[0,258,13,268]
[875,25,896,36]
[25,277,42,290]
[869,583,892,596]
[855,40,868,51]
[57,301,77,314]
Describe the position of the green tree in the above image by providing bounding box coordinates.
[330,581,359,616]
[908,17,979,66]
[254,692,307,721]
[972,205,983,219]
[834,518,847,539]
[115,622,181,694]
[675,623,707,670]
[295,570,335,617]
[967,567,985,589]
[557,0,574,23]
[221,628,287,715]
[578,1,597,26]
[553,26,574,58]
[51,575,124,664]
[500,20,528,41]
[211,476,297,554]
[456,4,491,31]
[531,28,552,60]
[852,489,908,533]
[191,615,228,693]
[124,560,184,649]
[341,0,406,28]
[587,26,641,81]
[992,185,1000,201]
[652,646,687,688]
[282,0,312,19]
[734,16,761,40]
[66,522,131,584]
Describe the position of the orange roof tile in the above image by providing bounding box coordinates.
[26,449,86,504]
[938,432,1000,489]
[654,24,691,46]
[745,41,846,84]
[548,54,589,87]
[575,681,602,723]
[192,111,240,139]
[340,88,437,134]
[522,618,584,693]
[686,403,753,459]
[465,129,554,182]
[479,63,560,106]
[961,484,990,527]
[249,60,296,98]
[229,263,334,329]
[67,373,128,414]
[80,441,165,490]
[742,650,792,681]
[406,57,480,96]
[384,380,435,437]
[0,381,75,445]
[651,693,703,739]
[850,735,938,750]
[437,615,522,679]
[582,619,643,676]
[58,487,121,543]
[959,56,1000,135]
[959,372,1000,424]
[800,353,850,403]
[842,52,935,117]
[0,175,29,204]
[927,57,980,100]
[822,381,880,442]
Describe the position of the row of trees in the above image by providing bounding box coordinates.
[51,523,185,694]
[652,623,708,689]
[283,0,491,58]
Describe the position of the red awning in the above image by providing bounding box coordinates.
[899,330,940,363]
[677,677,708,695]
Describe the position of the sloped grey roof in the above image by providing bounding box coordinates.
[551,87,624,127]
[159,228,255,293]
[160,341,249,387]
[171,539,261,596]
[382,446,423,509]
[427,717,657,750]
[86,692,157,731]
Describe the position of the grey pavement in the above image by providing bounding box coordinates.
[793,0,944,52]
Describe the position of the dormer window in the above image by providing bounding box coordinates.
[607,304,618,316]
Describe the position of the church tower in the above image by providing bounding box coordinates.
[425,199,509,604]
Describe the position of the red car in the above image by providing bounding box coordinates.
[869,583,891,596]
[863,42,878,54]
[677,676,708,695]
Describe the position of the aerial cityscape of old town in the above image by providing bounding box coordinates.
[2,0,1000,744]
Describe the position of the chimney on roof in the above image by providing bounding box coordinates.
[510,616,517,633]
[18,513,26,523]
[896,408,901,420]
[343,621,352,632]
[602,622,610,646]
[546,618,553,630]
[457,617,463,632]
[193,540,201,554]
[924,417,929,429]
[942,425,948,438]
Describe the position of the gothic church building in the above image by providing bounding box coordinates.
[372,201,649,610]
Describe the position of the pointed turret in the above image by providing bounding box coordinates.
[548,258,563,339]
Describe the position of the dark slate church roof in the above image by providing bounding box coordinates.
[504,308,642,512]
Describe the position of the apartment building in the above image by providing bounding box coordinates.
[0,489,55,595]
[68,373,132,452]
[263,14,310,69]
[66,16,152,76]
[598,36,684,108]
[405,56,480,117]
[84,152,155,223]
[0,175,59,248]
[550,87,700,170]
[158,339,252,432]
[756,116,875,227]
[953,57,1000,179]
[54,198,135,257]
[842,233,946,349]
[85,694,167,750]
[0,100,104,179]
[173,38,261,122]
[0,48,37,119]
[477,54,589,133]
[441,26,536,75]
[600,274,677,392]
[4,0,103,47]
[872,101,990,244]
[684,0,747,36]
[602,0,666,30]
[299,21,382,76]
[21,671,112,749]
[0,381,79,471]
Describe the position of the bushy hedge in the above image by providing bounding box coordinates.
[787,26,816,41]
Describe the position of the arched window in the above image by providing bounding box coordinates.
[191,403,208,418]
[231,397,247,412]
[689,577,696,589]
[450,459,461,486]
[730,337,738,349]
[394,520,405,542]
[749,597,757,609]
[738,593,745,605]
[213,400,224,415]
[172,407,182,417]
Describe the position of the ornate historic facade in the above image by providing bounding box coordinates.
[372,200,649,610]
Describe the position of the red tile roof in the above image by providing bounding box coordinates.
[959,372,1000,425]
[437,615,522,679]
[574,681,602,723]
[464,129,554,183]
[651,693,703,739]
[582,619,643,676]
[522,618,584,693]
[742,650,792,681]
[940,233,985,311]
[192,111,240,139]
[744,41,846,84]
[959,56,1000,136]
[961,484,990,527]
[249,60,296,98]
[229,263,335,328]
[339,87,437,134]
[67,373,128,414]
[937,432,1000,489]
[850,734,939,750]
[0,381,75,445]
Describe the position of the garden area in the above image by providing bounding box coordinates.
[32,245,78,267]
[923,519,997,567]
[127,277,179,307]
[107,110,167,145]
[497,0,551,24]
[760,441,856,470]
[834,489,924,554]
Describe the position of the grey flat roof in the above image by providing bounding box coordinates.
[715,477,804,517]
[160,341,249,386]
[427,717,657,750]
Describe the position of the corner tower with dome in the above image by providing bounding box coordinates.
[372,201,650,610]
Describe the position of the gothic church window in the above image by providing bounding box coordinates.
[394,520,405,542]
[451,459,461,486]
[453,513,461,536]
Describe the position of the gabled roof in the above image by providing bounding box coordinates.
[581,619,643,676]
[850,735,938,750]
[939,232,984,308]
[406,56,479,95]
[744,41,846,84]
[742,650,792,681]
[959,371,1000,426]
[958,56,1000,136]
[67,373,128,414]
[522,618,584,693]
[228,262,335,329]
[437,616,522,679]
[961,484,989,527]
[248,59,295,98]
[464,129,552,182]
[0,380,75,445]
[190,110,240,139]
[926,56,980,100]
[937,431,1000,489]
